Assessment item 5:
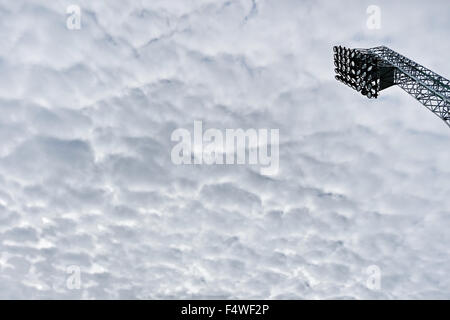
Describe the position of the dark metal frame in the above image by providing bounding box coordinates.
[334,46,450,128]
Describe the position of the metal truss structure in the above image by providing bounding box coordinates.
[334,46,450,128]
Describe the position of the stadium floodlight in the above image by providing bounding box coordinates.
[333,45,450,127]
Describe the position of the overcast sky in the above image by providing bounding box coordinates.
[0,0,449,299]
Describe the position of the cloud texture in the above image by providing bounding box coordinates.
[0,0,449,299]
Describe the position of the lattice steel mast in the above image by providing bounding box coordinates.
[333,46,450,128]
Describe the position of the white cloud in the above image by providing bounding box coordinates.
[0,0,449,299]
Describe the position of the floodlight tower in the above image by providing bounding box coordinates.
[333,46,450,128]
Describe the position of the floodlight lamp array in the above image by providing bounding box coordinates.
[333,46,381,99]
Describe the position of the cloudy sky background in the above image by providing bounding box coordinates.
[0,0,449,299]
